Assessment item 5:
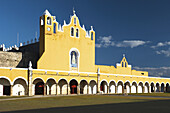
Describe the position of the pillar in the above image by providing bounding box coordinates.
[122,85,124,94]
[97,73,100,93]
[159,86,161,92]
[28,61,33,96]
[136,86,138,93]
[115,86,117,94]
[10,85,13,96]
[142,86,145,93]
[87,84,89,94]
[67,84,70,95]
[107,86,109,94]
[164,87,166,93]
[154,86,156,92]
[148,86,151,93]
[129,86,131,93]
[77,84,80,95]
[44,83,46,95]
[56,83,58,95]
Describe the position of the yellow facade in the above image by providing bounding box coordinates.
[0,10,170,96]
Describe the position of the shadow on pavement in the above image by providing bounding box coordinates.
[2,99,170,113]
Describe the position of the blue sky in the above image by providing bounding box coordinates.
[0,0,170,77]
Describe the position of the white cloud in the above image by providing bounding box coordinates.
[151,41,170,48]
[133,66,170,77]
[95,36,148,48]
[156,48,170,57]
[115,40,148,48]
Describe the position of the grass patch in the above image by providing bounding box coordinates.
[0,95,169,112]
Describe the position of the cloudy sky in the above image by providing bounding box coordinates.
[0,0,170,77]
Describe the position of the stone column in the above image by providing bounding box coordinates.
[87,84,89,94]
[56,83,58,95]
[136,86,138,93]
[44,83,46,95]
[159,86,161,92]
[28,61,33,96]
[148,86,151,93]
[142,86,145,93]
[77,84,80,95]
[129,86,131,93]
[67,84,70,95]
[154,86,156,92]
[164,87,166,93]
[107,86,109,94]
[122,85,124,94]
[115,86,117,94]
[97,68,100,93]
[10,85,13,96]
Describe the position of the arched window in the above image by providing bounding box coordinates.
[76,28,79,37]
[74,17,76,25]
[91,32,93,40]
[53,23,56,33]
[47,17,51,25]
[70,51,78,67]
[71,27,74,36]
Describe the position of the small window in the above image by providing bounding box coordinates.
[71,27,74,36]
[125,62,127,67]
[141,73,144,75]
[74,17,76,25]
[76,29,79,37]
[53,23,56,33]
[47,17,51,25]
[91,32,93,40]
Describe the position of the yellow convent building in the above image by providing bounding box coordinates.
[0,10,170,96]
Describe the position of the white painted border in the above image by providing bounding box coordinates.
[32,77,45,84]
[46,77,57,83]
[58,78,68,84]
[100,79,109,86]
[12,76,28,85]
[69,48,80,72]
[0,76,12,85]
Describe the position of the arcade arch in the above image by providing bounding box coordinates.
[89,80,97,94]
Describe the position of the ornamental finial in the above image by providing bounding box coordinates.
[123,54,125,57]
[73,7,75,15]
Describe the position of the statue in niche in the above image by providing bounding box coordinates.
[71,51,77,67]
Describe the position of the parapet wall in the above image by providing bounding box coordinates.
[0,42,39,68]
[0,51,22,67]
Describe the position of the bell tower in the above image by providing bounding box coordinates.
[39,10,55,57]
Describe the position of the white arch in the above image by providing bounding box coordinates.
[69,78,79,84]
[116,80,124,86]
[58,78,68,84]
[69,48,80,71]
[109,80,116,85]
[12,76,28,85]
[131,81,137,86]
[80,79,88,84]
[0,76,12,85]
[32,77,45,83]
[156,82,160,86]
[100,79,108,86]
[46,77,57,83]
[89,79,97,84]
[138,81,144,85]
[150,81,155,86]
[166,82,169,86]
[161,82,165,85]
[144,81,149,85]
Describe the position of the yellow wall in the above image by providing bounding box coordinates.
[38,14,96,72]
